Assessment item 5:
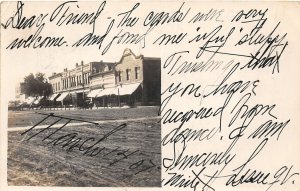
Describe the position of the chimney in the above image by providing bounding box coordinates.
[81,60,84,65]
[76,63,78,67]
[52,72,56,76]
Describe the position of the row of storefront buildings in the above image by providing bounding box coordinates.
[16,49,161,108]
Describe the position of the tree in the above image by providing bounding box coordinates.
[23,73,53,97]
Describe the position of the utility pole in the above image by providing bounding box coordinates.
[118,87,120,107]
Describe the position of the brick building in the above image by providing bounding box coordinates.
[49,61,93,107]
[48,49,161,108]
[112,49,161,106]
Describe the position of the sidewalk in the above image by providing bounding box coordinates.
[8,116,161,132]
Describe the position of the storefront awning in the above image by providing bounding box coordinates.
[25,96,36,104]
[73,89,90,93]
[96,88,115,97]
[111,83,141,96]
[56,92,69,102]
[48,93,60,101]
[33,96,43,104]
[87,89,103,98]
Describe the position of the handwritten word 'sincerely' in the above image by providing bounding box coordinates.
[2,1,299,190]
[157,5,297,191]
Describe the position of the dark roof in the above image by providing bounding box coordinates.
[143,57,161,61]
[48,72,62,79]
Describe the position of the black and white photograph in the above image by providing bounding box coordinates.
[7,47,161,187]
[1,1,300,191]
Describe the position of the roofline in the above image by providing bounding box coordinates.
[48,73,62,79]
[115,48,143,66]
[143,57,161,61]
[48,49,161,79]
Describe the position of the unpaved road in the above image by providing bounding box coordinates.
[7,108,161,187]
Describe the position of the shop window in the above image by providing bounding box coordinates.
[126,69,130,80]
[118,71,122,82]
[135,67,140,79]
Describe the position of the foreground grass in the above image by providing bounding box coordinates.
[8,117,161,187]
[8,107,160,127]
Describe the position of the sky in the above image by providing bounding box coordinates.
[1,1,166,100]
[1,1,296,102]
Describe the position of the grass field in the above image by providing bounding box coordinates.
[7,107,161,187]
[8,107,160,127]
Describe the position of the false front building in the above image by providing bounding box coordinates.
[113,48,161,106]
[89,49,161,107]
[49,61,93,107]
[48,49,161,108]
[88,61,116,107]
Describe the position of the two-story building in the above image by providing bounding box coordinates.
[89,49,161,107]
[48,73,63,103]
[48,48,161,108]
[49,61,94,107]
[112,48,161,106]
[88,61,116,107]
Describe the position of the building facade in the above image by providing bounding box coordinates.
[49,73,62,93]
[49,61,93,107]
[48,49,161,108]
[113,49,161,106]
[89,61,115,90]
[88,62,116,107]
